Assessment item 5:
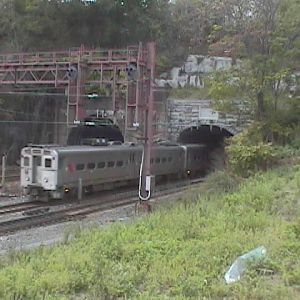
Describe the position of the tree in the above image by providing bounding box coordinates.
[208,0,299,122]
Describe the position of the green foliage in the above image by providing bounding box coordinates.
[207,69,240,101]
[85,85,110,96]
[206,0,300,123]
[206,68,251,113]
[0,0,172,52]
[226,139,277,177]
[197,170,243,196]
[291,138,300,149]
[156,55,172,74]
[225,118,300,176]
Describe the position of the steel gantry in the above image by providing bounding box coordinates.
[0,43,157,141]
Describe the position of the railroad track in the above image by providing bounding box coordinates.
[0,177,204,236]
[0,201,43,215]
[0,199,64,216]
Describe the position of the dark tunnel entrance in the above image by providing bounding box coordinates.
[178,125,234,171]
[178,125,233,146]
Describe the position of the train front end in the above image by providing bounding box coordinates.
[21,145,59,200]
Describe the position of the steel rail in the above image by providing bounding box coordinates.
[0,177,204,236]
[0,201,42,215]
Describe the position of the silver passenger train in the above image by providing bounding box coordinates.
[21,143,208,201]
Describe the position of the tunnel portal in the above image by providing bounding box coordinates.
[178,125,234,171]
[178,125,233,147]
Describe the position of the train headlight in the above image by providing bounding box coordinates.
[43,177,48,183]
[26,177,30,182]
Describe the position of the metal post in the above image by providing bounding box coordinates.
[125,81,129,141]
[1,154,6,187]
[139,42,156,203]
[76,60,81,121]
[135,42,142,126]
[78,178,82,201]
[144,42,156,178]
[112,65,117,123]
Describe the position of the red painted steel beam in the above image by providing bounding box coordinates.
[0,52,146,86]
[0,44,155,137]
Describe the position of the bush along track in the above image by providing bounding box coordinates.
[0,166,299,299]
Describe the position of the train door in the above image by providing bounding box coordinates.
[128,148,142,180]
[20,154,31,186]
[128,151,136,179]
[32,155,42,184]
[180,145,188,176]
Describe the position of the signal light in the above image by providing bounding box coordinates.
[66,66,77,81]
[125,63,137,81]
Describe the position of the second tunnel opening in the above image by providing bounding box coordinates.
[178,125,234,171]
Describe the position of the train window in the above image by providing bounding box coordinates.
[97,162,105,169]
[168,157,172,162]
[45,158,52,168]
[155,158,160,164]
[24,157,29,167]
[108,161,115,168]
[87,162,95,170]
[116,161,123,167]
[76,163,85,171]
[162,157,167,163]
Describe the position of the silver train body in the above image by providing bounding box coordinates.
[21,143,208,200]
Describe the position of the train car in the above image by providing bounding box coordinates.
[182,144,208,176]
[20,143,208,201]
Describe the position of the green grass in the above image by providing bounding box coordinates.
[0,166,299,299]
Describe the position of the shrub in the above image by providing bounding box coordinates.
[199,171,242,195]
[226,140,276,176]
[224,122,300,176]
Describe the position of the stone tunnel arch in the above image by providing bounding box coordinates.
[178,125,234,171]
[178,125,234,146]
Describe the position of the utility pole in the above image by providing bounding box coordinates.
[138,42,156,210]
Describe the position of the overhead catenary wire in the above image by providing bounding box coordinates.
[0,91,119,97]
[0,120,68,124]
[0,82,117,91]
[0,91,67,97]
[0,107,48,117]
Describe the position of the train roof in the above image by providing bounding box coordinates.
[22,143,207,155]
[55,145,142,154]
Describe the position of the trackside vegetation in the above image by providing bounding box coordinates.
[0,165,299,299]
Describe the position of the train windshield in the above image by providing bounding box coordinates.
[23,156,30,167]
[45,158,52,168]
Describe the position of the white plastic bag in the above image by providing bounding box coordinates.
[224,246,267,284]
